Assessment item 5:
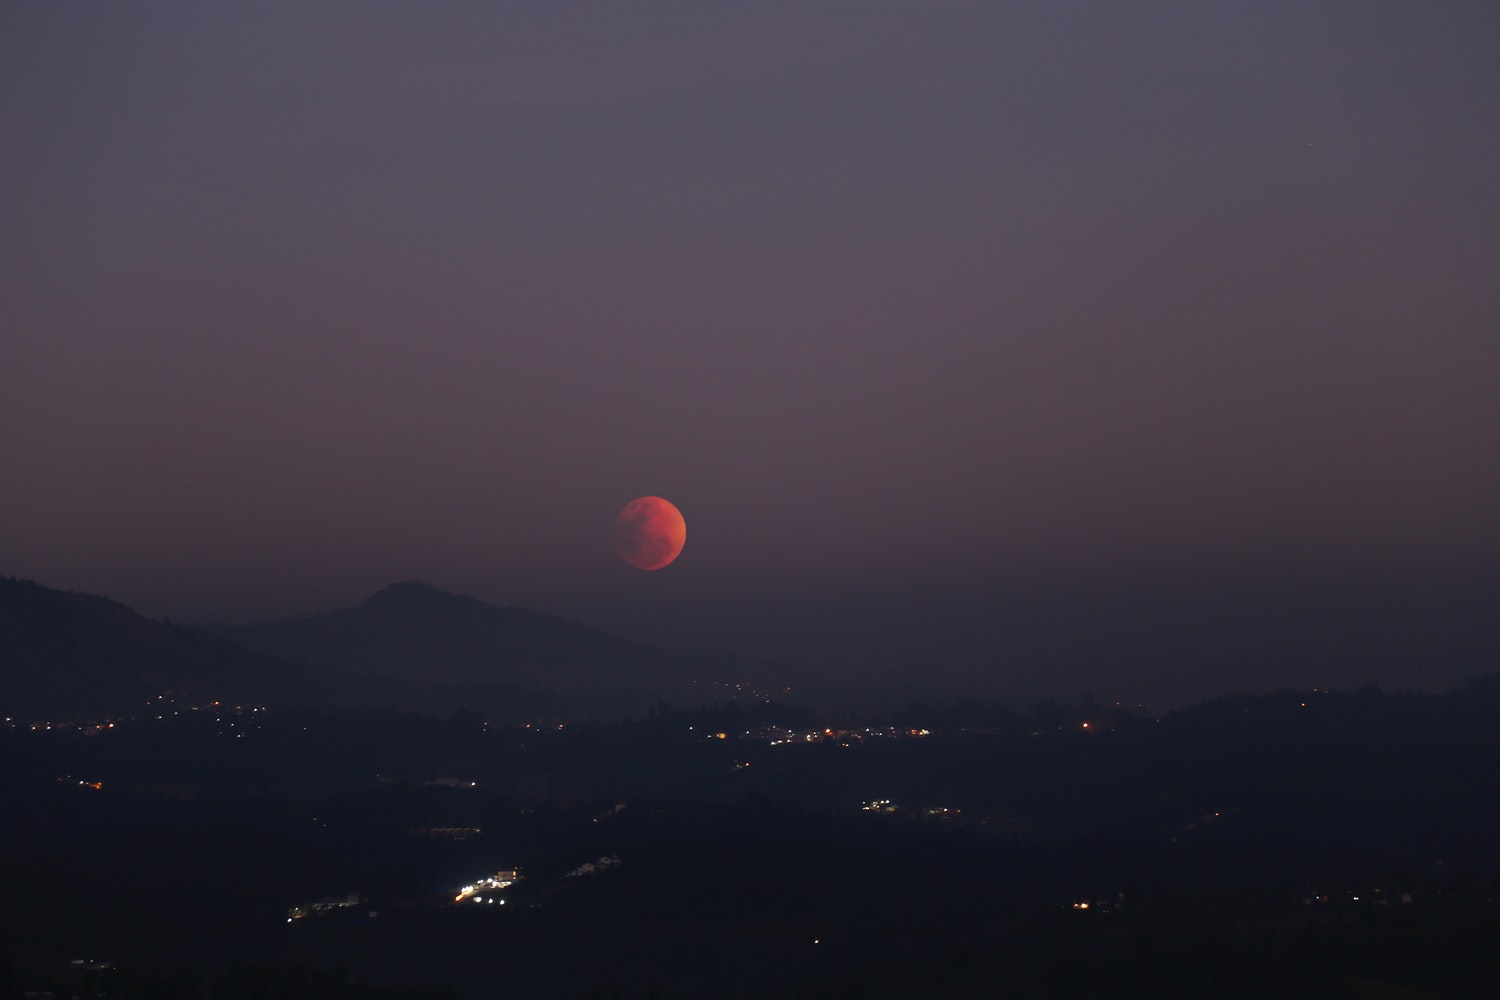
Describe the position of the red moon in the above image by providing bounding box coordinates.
[615,496,686,571]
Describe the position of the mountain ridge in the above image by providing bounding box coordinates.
[210,579,697,695]
[1,576,755,722]
[0,574,293,717]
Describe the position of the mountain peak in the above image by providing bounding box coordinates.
[221,580,719,696]
[359,580,466,610]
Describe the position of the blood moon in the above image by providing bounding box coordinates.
[615,496,686,571]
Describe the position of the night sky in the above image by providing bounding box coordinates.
[4,2,1498,706]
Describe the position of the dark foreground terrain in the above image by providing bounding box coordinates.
[4,681,1500,999]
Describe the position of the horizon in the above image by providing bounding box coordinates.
[3,2,1498,710]
[7,565,1494,713]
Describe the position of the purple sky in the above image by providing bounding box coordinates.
[4,2,1498,705]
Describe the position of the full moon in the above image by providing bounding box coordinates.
[615,496,686,571]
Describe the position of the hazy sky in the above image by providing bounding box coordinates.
[4,2,1498,705]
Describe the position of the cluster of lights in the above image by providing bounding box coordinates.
[767,726,931,747]
[453,870,519,904]
[16,696,265,736]
[20,720,118,733]
[1071,893,1126,914]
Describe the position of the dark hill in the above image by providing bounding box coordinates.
[0,577,661,722]
[0,576,290,718]
[211,581,756,705]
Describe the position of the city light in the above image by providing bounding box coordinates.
[452,870,521,903]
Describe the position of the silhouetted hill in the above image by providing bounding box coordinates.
[0,577,588,722]
[212,581,757,706]
[0,576,771,724]
[218,582,642,687]
[0,576,284,718]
